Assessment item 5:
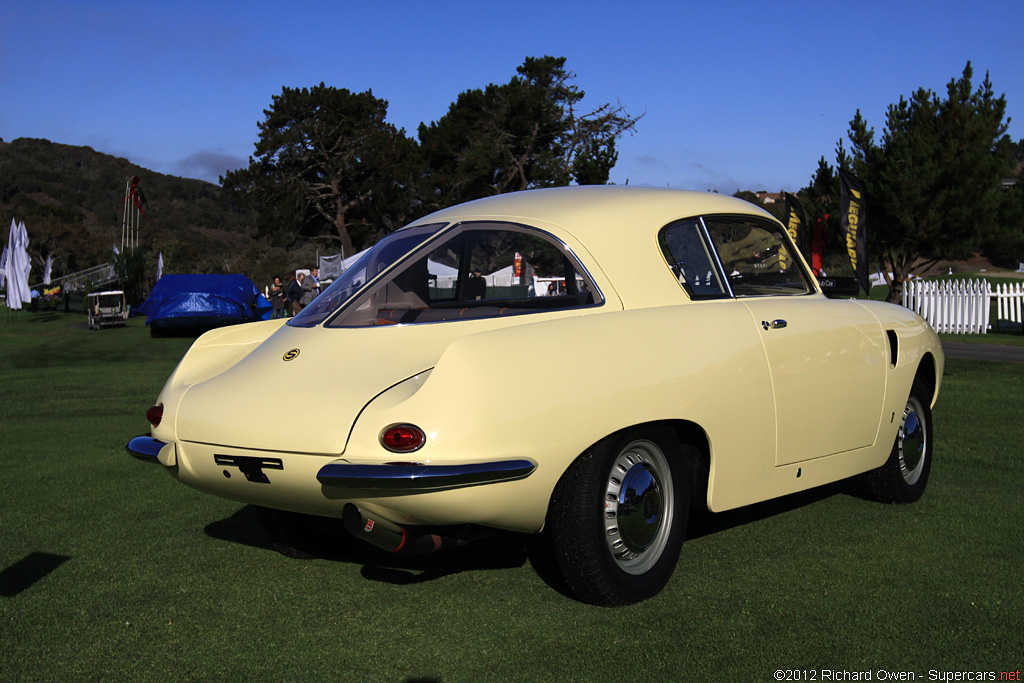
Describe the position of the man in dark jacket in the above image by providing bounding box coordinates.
[287,273,305,316]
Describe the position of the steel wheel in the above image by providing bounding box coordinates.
[549,426,691,606]
[867,377,933,504]
[603,439,675,575]
[897,395,928,486]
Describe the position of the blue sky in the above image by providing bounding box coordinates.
[2,0,1022,195]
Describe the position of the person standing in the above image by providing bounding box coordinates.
[288,273,305,316]
[269,276,287,319]
[300,267,318,308]
[467,270,486,300]
[309,267,320,296]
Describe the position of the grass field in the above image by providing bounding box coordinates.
[1,312,1022,682]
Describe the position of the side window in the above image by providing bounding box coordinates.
[704,218,812,296]
[464,231,587,303]
[659,220,728,298]
[327,224,600,327]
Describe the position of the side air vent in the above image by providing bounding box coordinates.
[886,330,898,368]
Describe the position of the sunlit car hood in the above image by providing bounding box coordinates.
[174,322,460,454]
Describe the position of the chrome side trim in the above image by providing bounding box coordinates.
[317,459,537,491]
[126,435,165,462]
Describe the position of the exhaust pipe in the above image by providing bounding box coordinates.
[342,503,473,555]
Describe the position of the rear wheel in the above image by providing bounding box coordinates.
[867,379,933,503]
[549,426,690,606]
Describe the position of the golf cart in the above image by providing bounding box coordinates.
[87,290,128,329]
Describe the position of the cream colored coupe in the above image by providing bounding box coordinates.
[128,186,943,606]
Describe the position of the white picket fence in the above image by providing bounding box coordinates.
[902,279,1024,334]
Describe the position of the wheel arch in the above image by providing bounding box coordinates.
[663,419,712,512]
[914,351,939,408]
[555,418,711,513]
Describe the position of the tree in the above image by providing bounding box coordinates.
[417,56,641,209]
[842,62,1015,301]
[222,85,420,257]
[980,137,1024,266]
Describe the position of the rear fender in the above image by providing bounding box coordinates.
[151,319,286,442]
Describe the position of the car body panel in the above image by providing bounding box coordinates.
[134,186,943,536]
[741,297,888,465]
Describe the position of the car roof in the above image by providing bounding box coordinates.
[410,186,783,309]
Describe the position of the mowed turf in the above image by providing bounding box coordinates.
[1,312,1021,682]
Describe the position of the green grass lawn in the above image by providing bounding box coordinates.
[1,312,1022,682]
[940,331,1024,348]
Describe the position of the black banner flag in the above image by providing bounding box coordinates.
[783,192,807,260]
[839,168,869,295]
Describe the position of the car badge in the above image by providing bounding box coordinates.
[282,348,300,362]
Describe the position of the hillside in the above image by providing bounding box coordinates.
[0,137,269,285]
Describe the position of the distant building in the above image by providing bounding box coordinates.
[756,192,782,204]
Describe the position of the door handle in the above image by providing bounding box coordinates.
[761,319,788,330]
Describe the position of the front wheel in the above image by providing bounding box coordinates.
[866,378,933,504]
[549,426,691,606]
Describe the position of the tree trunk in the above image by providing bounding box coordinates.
[332,179,354,257]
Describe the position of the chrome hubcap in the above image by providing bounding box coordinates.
[603,440,674,575]
[898,396,927,486]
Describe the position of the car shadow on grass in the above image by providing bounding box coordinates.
[204,505,547,588]
[685,477,861,540]
[203,477,867,599]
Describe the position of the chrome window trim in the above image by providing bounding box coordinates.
[698,216,735,299]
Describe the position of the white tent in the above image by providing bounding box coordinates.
[0,244,7,290]
[4,219,32,310]
[157,252,164,280]
[427,260,459,277]
[43,255,52,285]
[341,249,368,272]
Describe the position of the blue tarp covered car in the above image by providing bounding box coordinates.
[138,274,271,337]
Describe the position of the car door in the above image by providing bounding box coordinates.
[740,297,887,465]
[702,216,887,466]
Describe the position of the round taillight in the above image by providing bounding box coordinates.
[146,404,164,427]
[380,424,425,453]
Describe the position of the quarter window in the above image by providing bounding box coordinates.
[659,219,729,298]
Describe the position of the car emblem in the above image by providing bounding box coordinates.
[282,348,300,362]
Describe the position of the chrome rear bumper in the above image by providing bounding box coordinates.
[316,459,536,491]
[127,435,536,492]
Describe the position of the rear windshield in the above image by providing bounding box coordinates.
[325,221,601,328]
[289,223,447,327]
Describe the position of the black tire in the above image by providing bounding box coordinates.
[867,378,933,504]
[549,426,690,606]
[255,507,355,559]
